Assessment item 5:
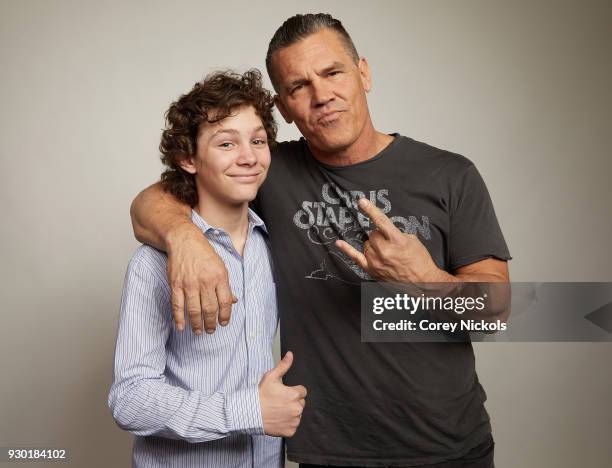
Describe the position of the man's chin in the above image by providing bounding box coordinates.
[307,128,357,153]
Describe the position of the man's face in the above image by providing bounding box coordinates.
[181,105,271,206]
[272,28,372,153]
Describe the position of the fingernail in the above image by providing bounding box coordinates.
[205,328,214,334]
[220,320,229,326]
[195,329,202,336]
[358,198,368,208]
[177,324,184,331]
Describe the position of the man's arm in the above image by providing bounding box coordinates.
[336,198,510,319]
[131,182,234,334]
[336,198,509,283]
[131,182,191,251]
[108,249,307,440]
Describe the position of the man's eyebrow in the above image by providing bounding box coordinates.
[285,62,347,91]
[287,77,310,90]
[318,61,346,75]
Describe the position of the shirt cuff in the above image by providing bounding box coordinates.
[226,385,265,435]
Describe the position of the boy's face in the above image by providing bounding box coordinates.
[181,105,271,206]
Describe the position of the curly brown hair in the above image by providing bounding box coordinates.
[159,69,277,207]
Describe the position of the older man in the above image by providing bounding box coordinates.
[131,13,510,468]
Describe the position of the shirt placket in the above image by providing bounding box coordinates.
[242,224,263,388]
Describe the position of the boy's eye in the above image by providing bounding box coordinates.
[219,142,234,148]
[253,138,267,145]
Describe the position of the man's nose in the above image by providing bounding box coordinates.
[312,79,334,107]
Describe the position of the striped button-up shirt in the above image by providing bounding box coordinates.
[108,209,282,468]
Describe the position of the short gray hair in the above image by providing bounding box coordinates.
[265,13,360,91]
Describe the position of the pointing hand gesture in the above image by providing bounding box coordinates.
[335,198,443,283]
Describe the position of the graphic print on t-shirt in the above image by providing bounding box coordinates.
[292,182,431,284]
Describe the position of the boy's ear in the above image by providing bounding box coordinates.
[178,155,197,174]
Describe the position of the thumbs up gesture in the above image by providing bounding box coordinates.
[258,351,307,437]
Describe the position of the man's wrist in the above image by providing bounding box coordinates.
[412,265,457,284]
[164,220,201,253]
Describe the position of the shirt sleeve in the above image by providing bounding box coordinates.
[107,249,265,443]
[448,164,512,271]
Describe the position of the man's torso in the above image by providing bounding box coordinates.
[254,135,510,466]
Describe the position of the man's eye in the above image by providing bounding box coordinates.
[328,71,340,76]
[292,84,304,94]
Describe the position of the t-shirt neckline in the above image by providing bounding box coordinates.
[301,133,402,170]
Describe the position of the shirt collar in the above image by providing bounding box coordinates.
[191,208,267,236]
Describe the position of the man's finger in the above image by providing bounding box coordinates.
[335,240,369,271]
[185,292,203,335]
[366,229,387,254]
[357,198,399,239]
[216,281,234,327]
[171,287,186,332]
[201,290,218,334]
[270,351,293,380]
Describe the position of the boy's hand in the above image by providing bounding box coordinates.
[259,352,307,437]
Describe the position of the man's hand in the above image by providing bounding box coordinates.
[335,198,445,283]
[167,225,236,335]
[259,352,307,437]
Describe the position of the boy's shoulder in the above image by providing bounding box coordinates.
[127,245,169,286]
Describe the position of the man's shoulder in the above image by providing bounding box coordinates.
[271,139,305,160]
[395,135,475,173]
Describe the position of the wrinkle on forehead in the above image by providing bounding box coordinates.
[272,29,357,87]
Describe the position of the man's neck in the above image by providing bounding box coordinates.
[308,120,394,167]
[195,196,250,255]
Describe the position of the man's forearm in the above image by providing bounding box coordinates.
[130,181,235,334]
[418,258,511,321]
[130,182,194,251]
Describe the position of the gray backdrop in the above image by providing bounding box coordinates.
[1,1,611,467]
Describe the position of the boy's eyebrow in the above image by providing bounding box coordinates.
[212,128,239,136]
[211,126,266,137]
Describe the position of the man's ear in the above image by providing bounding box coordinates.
[274,95,293,124]
[358,57,372,93]
[178,156,197,174]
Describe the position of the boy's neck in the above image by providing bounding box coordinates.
[195,197,250,255]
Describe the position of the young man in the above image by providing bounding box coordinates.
[130,15,511,468]
[108,70,306,467]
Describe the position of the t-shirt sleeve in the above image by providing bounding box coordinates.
[448,163,511,271]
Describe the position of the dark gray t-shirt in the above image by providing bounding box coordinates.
[254,135,511,466]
